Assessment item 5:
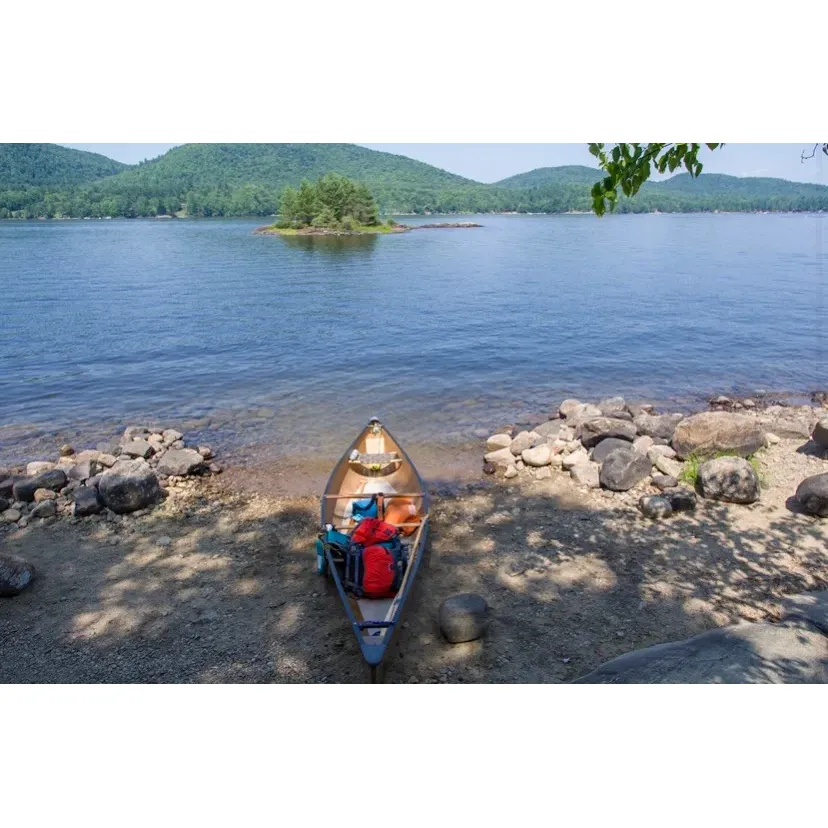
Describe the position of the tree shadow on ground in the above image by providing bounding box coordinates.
[2,474,827,683]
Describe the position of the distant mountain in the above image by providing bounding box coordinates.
[494,165,604,189]
[2,143,827,218]
[0,143,127,188]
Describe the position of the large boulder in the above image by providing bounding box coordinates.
[672,412,764,460]
[812,417,828,449]
[12,469,67,502]
[98,459,162,514]
[633,413,684,441]
[0,554,35,597]
[781,590,828,634]
[577,417,637,449]
[572,621,828,683]
[157,449,205,476]
[592,437,635,464]
[698,456,760,504]
[795,473,828,517]
[599,449,651,491]
[438,593,489,643]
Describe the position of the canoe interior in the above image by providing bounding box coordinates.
[322,419,430,651]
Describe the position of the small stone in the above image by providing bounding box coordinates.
[483,462,496,475]
[795,473,828,517]
[558,399,583,419]
[633,435,654,454]
[647,445,677,463]
[811,418,828,448]
[123,426,150,441]
[197,446,213,459]
[510,430,541,456]
[18,517,30,529]
[484,447,517,468]
[485,433,512,451]
[662,487,697,512]
[97,453,117,468]
[208,463,223,475]
[652,474,678,491]
[562,448,589,469]
[764,432,781,447]
[157,536,172,547]
[2,509,22,523]
[535,467,553,480]
[655,456,683,479]
[504,465,518,479]
[162,429,183,445]
[33,488,58,503]
[27,461,55,476]
[522,444,552,467]
[439,593,489,643]
[59,444,75,457]
[571,463,600,488]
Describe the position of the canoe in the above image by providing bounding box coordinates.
[320,417,430,683]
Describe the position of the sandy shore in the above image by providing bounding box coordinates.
[2,432,827,683]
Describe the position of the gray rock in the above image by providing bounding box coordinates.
[568,404,603,427]
[633,413,684,441]
[97,453,117,468]
[123,426,150,441]
[2,508,22,524]
[632,435,654,454]
[27,461,55,476]
[577,417,637,449]
[781,590,828,634]
[0,497,8,513]
[795,473,828,517]
[698,456,760,503]
[662,487,697,512]
[758,418,811,440]
[813,417,828,448]
[639,495,672,519]
[598,396,627,417]
[592,438,636,464]
[0,554,36,597]
[162,429,183,445]
[158,449,205,476]
[562,448,589,469]
[510,430,540,456]
[521,444,553,467]
[572,621,828,684]
[59,443,75,457]
[73,486,104,516]
[764,432,781,447]
[67,459,99,482]
[485,433,512,451]
[438,593,490,643]
[672,412,765,460]
[647,444,677,463]
[599,449,651,491]
[121,440,155,459]
[13,469,67,502]
[535,467,553,480]
[484,447,516,468]
[482,462,496,475]
[652,474,678,491]
[558,399,583,419]
[504,465,518,479]
[534,420,565,439]
[571,463,600,488]
[31,500,57,519]
[98,459,163,514]
[655,456,683,478]
[97,439,122,456]
[197,446,213,459]
[209,463,223,475]
[627,403,655,418]
[0,477,17,499]
[75,450,101,464]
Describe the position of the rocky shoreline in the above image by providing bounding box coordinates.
[1,425,222,547]
[481,394,828,520]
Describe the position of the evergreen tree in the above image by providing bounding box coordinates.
[293,181,319,226]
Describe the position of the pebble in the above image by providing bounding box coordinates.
[156,536,172,547]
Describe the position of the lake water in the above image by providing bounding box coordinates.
[1,213,826,468]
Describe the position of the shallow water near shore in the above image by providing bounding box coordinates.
[1,213,826,471]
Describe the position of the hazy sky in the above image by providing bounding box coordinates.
[61,143,827,185]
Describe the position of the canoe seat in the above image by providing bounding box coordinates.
[350,452,400,468]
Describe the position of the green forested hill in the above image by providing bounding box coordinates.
[1,143,827,218]
[0,144,127,188]
[494,165,604,188]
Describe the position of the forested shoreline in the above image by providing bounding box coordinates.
[2,143,828,219]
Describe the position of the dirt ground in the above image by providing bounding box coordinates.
[2,437,827,684]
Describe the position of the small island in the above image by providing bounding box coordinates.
[254,173,482,236]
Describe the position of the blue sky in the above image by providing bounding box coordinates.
[61,143,826,185]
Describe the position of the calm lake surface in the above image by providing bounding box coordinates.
[1,213,826,467]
